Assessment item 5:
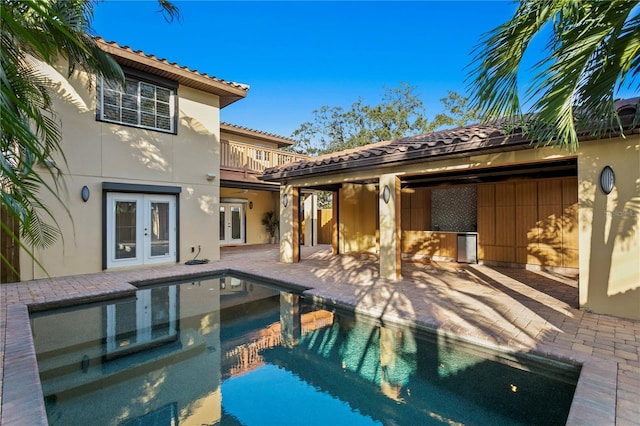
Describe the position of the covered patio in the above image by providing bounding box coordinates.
[261,98,640,321]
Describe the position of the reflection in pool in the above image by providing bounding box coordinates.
[31,274,578,425]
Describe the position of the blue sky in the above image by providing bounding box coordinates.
[93,1,524,138]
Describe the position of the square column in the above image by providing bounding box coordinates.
[280,185,300,263]
[379,174,402,280]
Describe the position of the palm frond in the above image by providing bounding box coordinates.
[467,0,640,151]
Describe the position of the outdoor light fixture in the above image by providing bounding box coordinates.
[249,201,254,210]
[206,173,216,181]
[81,185,90,202]
[282,193,289,207]
[600,166,615,195]
[382,185,391,204]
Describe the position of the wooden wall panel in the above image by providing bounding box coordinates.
[477,184,494,207]
[495,205,515,246]
[538,179,563,206]
[477,206,495,245]
[401,177,578,269]
[515,205,538,247]
[401,191,412,231]
[562,177,579,267]
[410,189,425,230]
[495,183,515,206]
[1,205,20,283]
[477,185,495,252]
[317,209,333,245]
[401,231,456,259]
[562,178,578,207]
[423,188,432,230]
[536,179,564,267]
[515,181,537,206]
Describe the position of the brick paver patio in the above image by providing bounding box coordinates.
[1,245,638,425]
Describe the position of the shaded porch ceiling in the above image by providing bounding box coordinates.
[303,158,578,192]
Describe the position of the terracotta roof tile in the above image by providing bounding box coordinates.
[96,38,248,108]
[220,122,295,146]
[261,98,639,182]
[97,38,249,91]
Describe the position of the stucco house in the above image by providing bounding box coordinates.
[6,39,307,282]
[261,98,640,320]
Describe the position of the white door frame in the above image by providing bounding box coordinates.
[106,193,176,268]
[220,202,245,245]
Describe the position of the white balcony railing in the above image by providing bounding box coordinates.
[221,140,309,173]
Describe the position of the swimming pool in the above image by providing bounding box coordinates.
[32,274,579,425]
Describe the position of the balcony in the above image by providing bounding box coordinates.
[221,140,310,174]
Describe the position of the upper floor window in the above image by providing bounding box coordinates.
[98,74,177,133]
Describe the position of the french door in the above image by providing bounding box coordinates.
[107,193,176,268]
[105,285,178,358]
[219,203,244,245]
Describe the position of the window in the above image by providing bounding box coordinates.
[98,75,176,133]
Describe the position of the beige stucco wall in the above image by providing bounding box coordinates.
[338,183,378,254]
[20,59,222,280]
[577,136,640,319]
[219,188,278,244]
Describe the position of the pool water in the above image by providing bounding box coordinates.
[31,274,579,425]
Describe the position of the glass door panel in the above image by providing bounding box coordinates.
[149,201,170,257]
[219,206,226,242]
[231,206,241,240]
[220,203,244,244]
[144,196,175,265]
[115,201,138,260]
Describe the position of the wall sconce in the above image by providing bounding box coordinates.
[249,201,253,210]
[282,193,289,207]
[206,173,216,181]
[600,166,615,195]
[81,185,90,202]
[382,185,391,204]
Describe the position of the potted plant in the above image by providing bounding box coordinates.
[261,210,279,244]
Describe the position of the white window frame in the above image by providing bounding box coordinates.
[98,75,176,133]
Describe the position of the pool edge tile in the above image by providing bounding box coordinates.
[565,359,617,426]
[1,304,47,426]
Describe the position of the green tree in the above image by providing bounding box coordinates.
[468,0,639,151]
[290,84,478,155]
[1,0,178,275]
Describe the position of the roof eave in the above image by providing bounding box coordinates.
[260,134,534,182]
[97,39,248,108]
[220,123,295,147]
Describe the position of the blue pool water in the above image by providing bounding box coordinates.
[32,274,578,425]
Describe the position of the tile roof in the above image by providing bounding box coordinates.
[220,122,295,147]
[261,97,639,182]
[96,38,249,108]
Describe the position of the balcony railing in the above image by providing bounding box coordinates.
[221,140,310,173]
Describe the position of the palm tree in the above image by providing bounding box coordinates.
[468,0,639,151]
[0,0,178,276]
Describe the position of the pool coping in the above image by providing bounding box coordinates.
[1,267,618,426]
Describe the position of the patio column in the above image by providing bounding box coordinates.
[379,174,402,280]
[332,190,340,255]
[280,184,300,263]
[303,192,317,247]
